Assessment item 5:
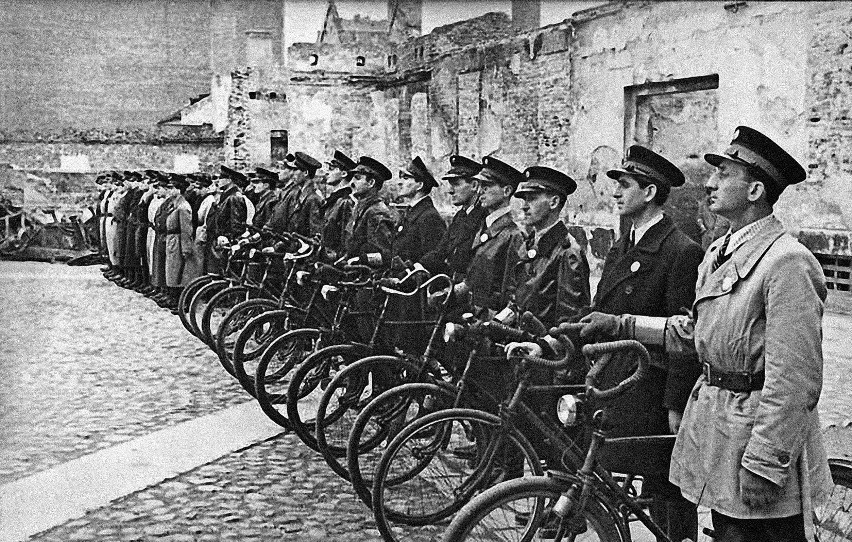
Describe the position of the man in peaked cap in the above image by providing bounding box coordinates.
[580,127,832,542]
[503,166,590,331]
[452,155,525,315]
[250,167,279,230]
[582,145,703,542]
[342,156,397,266]
[319,150,358,259]
[393,156,447,264]
[206,165,248,272]
[420,154,487,280]
[267,151,322,236]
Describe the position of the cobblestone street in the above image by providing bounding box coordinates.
[0,261,849,542]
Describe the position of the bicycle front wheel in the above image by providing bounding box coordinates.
[371,408,543,541]
[443,476,625,542]
[200,285,256,348]
[814,458,852,542]
[214,297,278,378]
[177,274,217,336]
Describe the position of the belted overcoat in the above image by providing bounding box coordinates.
[393,196,447,265]
[663,216,832,520]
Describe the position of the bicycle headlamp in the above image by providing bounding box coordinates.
[443,322,459,343]
[556,394,580,426]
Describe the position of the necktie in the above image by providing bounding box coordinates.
[626,230,635,251]
[713,232,732,271]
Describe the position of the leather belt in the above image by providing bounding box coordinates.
[703,363,764,392]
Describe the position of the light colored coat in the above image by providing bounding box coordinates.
[165,195,194,287]
[664,216,831,521]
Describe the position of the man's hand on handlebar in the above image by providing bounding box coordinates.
[578,311,622,340]
[504,341,543,359]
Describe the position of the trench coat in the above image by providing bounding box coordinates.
[393,196,447,265]
[266,180,299,235]
[165,195,195,288]
[289,183,324,237]
[320,187,355,256]
[98,189,111,255]
[593,214,703,476]
[658,216,832,520]
[122,188,144,269]
[133,191,154,273]
[420,204,487,280]
[511,219,590,331]
[108,189,128,266]
[151,195,175,288]
[146,196,164,277]
[463,210,524,314]
[342,193,396,264]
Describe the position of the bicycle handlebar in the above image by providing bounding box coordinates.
[377,266,432,295]
[581,340,650,402]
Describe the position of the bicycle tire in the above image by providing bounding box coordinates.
[177,274,217,337]
[187,279,228,342]
[442,475,625,542]
[371,407,543,540]
[254,328,323,429]
[285,343,373,452]
[347,381,457,508]
[814,457,852,542]
[214,297,278,378]
[200,285,257,348]
[233,307,302,396]
[315,355,428,482]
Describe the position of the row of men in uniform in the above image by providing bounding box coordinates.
[96,125,829,542]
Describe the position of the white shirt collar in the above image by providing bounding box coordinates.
[630,211,665,245]
[407,195,429,209]
[485,205,512,229]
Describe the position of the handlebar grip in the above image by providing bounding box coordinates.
[482,321,534,344]
[581,340,650,402]
[511,335,579,370]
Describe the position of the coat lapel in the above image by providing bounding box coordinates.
[594,216,675,305]
[471,211,515,251]
[693,219,786,307]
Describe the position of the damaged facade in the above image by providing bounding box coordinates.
[1,0,850,295]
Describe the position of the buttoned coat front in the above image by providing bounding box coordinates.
[511,219,591,330]
[593,214,703,476]
[420,204,487,280]
[151,195,175,288]
[252,189,279,231]
[393,196,447,265]
[320,187,354,255]
[664,217,831,520]
[464,211,524,314]
[342,193,396,264]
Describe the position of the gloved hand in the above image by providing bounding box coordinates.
[216,235,230,248]
[578,311,622,340]
[504,341,542,359]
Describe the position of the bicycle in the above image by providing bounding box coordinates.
[369,329,588,542]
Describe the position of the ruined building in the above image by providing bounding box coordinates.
[1,1,850,300]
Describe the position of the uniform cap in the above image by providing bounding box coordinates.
[254,167,279,187]
[442,154,482,180]
[515,166,577,197]
[352,156,392,183]
[330,150,357,171]
[168,173,190,191]
[220,165,248,187]
[607,145,685,188]
[400,156,437,190]
[705,126,806,189]
[195,173,213,187]
[294,151,322,173]
[473,156,524,189]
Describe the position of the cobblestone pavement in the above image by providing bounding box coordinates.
[0,262,247,484]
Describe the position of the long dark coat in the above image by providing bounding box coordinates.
[320,187,354,256]
[266,180,300,235]
[290,183,324,237]
[135,191,155,273]
[420,204,487,280]
[122,188,144,268]
[210,186,247,240]
[464,211,523,314]
[342,193,396,264]
[393,196,447,265]
[593,214,703,476]
[252,189,278,231]
[510,220,590,330]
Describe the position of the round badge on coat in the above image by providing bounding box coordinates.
[398,225,404,232]
[630,261,641,273]
[722,276,733,291]
[480,233,489,243]
[527,249,537,259]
